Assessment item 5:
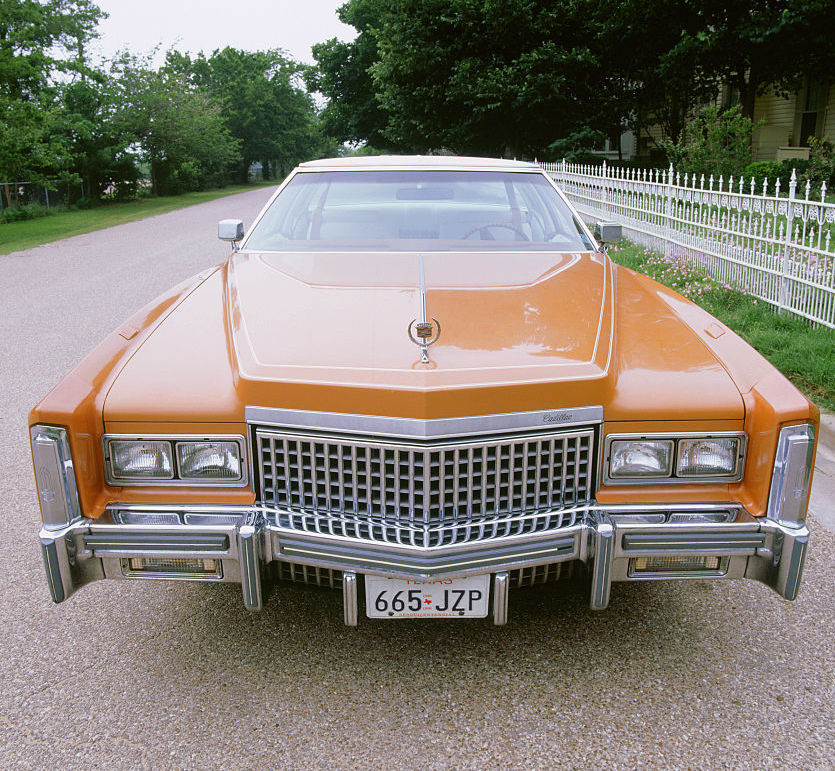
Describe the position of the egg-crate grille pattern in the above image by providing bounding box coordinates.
[276,562,343,588]
[509,561,573,588]
[255,427,595,547]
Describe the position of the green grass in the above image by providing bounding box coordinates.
[610,242,835,411]
[0,182,276,255]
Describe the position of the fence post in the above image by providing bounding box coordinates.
[44,186,50,209]
[778,169,797,314]
[663,164,674,259]
[601,160,608,217]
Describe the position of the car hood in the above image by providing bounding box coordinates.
[228,250,612,388]
[102,250,745,424]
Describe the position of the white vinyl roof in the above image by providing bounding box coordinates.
[297,155,540,171]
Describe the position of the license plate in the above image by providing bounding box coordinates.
[365,575,490,619]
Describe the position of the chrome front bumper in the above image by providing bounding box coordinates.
[39,503,809,625]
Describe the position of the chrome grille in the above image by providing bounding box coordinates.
[276,562,343,588]
[509,562,573,588]
[255,427,595,547]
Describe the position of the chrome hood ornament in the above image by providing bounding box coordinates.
[408,255,441,363]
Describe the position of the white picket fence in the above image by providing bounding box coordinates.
[540,160,835,328]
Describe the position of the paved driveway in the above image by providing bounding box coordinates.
[1,190,833,768]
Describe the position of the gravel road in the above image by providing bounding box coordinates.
[1,189,833,769]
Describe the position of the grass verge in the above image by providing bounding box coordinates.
[610,242,835,411]
[0,182,275,256]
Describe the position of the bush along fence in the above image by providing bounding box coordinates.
[540,160,835,328]
[1,180,87,220]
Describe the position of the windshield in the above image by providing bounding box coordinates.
[243,170,594,252]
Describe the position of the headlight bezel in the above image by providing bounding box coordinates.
[103,434,248,486]
[603,432,746,485]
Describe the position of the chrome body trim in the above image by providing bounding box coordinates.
[238,511,263,610]
[38,501,810,622]
[245,406,604,440]
[40,535,66,603]
[83,532,230,553]
[343,571,358,626]
[270,525,581,577]
[590,515,614,609]
[492,572,509,626]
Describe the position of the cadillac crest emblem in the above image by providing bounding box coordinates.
[408,318,441,363]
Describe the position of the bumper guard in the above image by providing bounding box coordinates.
[39,503,810,623]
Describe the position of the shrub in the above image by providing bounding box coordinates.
[0,203,50,223]
[663,105,758,180]
[781,158,809,191]
[743,161,785,193]
[804,136,835,198]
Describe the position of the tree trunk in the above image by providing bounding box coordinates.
[738,72,755,119]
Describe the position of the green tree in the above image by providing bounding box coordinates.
[182,47,326,181]
[665,0,835,119]
[0,0,104,205]
[588,0,717,147]
[57,77,138,200]
[310,0,664,157]
[308,0,395,150]
[373,0,609,156]
[110,52,240,195]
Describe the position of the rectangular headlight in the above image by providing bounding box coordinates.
[606,433,746,483]
[176,441,242,480]
[767,424,815,528]
[30,425,82,529]
[103,435,247,485]
[676,438,740,477]
[109,440,174,481]
[609,439,674,478]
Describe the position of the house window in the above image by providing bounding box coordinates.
[800,80,822,146]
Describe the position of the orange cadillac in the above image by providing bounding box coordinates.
[30,156,818,625]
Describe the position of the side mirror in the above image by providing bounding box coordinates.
[218,219,245,243]
[594,221,622,245]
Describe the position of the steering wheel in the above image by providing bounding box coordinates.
[461,222,530,241]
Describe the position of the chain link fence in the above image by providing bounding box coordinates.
[0,180,87,217]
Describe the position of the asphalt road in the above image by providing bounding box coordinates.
[1,190,833,769]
